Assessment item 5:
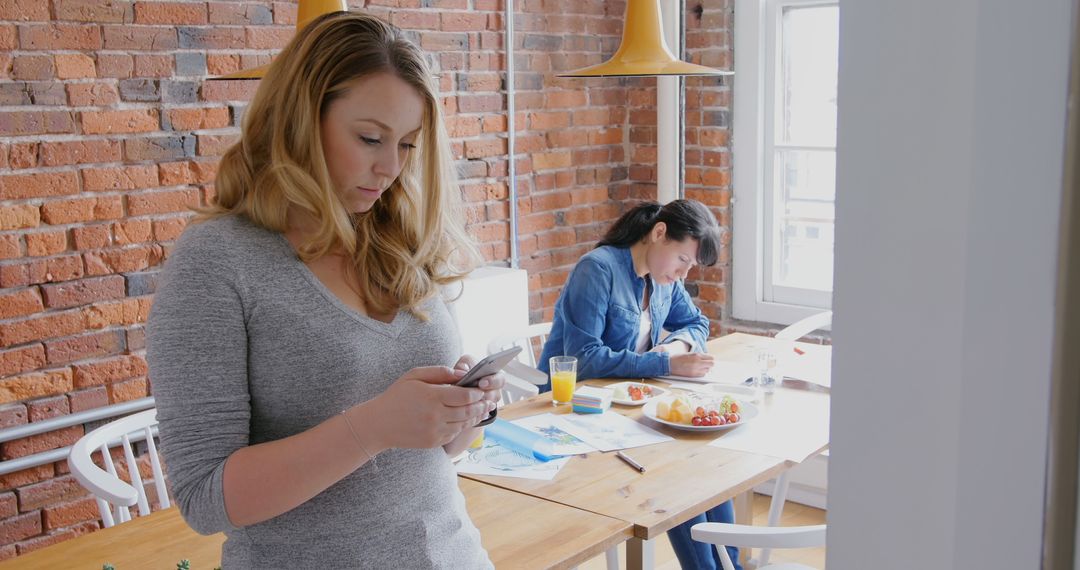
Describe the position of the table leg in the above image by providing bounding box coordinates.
[734,489,755,566]
[625,536,655,570]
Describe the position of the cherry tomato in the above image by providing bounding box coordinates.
[730,402,739,413]
[692,416,703,426]
[714,415,725,426]
[695,406,706,418]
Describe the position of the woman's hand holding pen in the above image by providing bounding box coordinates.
[669,352,715,377]
[362,365,500,449]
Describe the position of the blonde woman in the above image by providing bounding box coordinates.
[147,12,500,568]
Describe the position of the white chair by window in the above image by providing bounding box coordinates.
[755,310,832,566]
[487,322,553,406]
[68,409,169,528]
[691,522,827,570]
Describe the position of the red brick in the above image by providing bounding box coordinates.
[45,330,125,365]
[67,387,108,413]
[245,26,292,49]
[40,276,126,310]
[0,204,40,231]
[0,172,78,201]
[0,465,53,492]
[532,151,572,170]
[152,217,189,241]
[80,109,158,135]
[95,53,133,78]
[165,107,230,131]
[0,346,44,378]
[133,54,173,78]
[83,298,152,330]
[126,189,200,216]
[40,196,123,225]
[107,376,148,403]
[7,143,35,170]
[25,396,69,424]
[0,405,27,431]
[0,511,41,546]
[25,230,68,257]
[441,12,487,32]
[71,354,147,389]
[83,244,164,276]
[20,23,102,50]
[134,1,207,24]
[0,235,20,260]
[53,53,96,80]
[0,111,75,137]
[14,475,84,514]
[102,25,178,50]
[195,133,238,157]
[11,55,54,81]
[0,494,14,519]
[464,138,505,159]
[0,309,84,346]
[199,77,258,101]
[71,225,111,250]
[112,219,152,245]
[66,82,121,107]
[0,0,50,20]
[40,140,122,167]
[159,160,217,185]
[82,164,158,192]
[41,496,97,531]
[0,369,74,406]
[54,0,132,23]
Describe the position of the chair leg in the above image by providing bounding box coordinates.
[717,544,738,570]
[758,470,792,567]
[605,545,619,570]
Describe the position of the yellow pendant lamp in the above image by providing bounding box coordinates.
[558,0,732,78]
[208,0,348,80]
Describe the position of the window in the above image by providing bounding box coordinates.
[733,0,838,325]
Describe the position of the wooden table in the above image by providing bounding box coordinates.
[460,333,831,570]
[0,478,632,570]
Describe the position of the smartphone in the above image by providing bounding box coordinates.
[456,346,523,388]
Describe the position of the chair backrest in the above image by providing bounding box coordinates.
[775,311,832,341]
[487,322,553,386]
[691,522,827,570]
[67,409,169,528]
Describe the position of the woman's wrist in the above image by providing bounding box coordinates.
[342,400,390,458]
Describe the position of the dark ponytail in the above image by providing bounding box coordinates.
[596,199,721,266]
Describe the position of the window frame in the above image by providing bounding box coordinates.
[732,0,838,326]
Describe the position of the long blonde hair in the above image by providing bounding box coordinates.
[201,11,480,317]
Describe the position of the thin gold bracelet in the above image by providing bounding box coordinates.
[340,411,378,471]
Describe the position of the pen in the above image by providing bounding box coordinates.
[615,450,646,473]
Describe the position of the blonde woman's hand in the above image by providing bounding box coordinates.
[452,355,507,408]
[669,353,715,377]
[365,366,496,449]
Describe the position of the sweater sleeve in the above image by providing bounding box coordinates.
[146,227,250,535]
[559,258,671,379]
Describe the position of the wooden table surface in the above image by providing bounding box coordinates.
[0,478,632,570]
[459,333,831,568]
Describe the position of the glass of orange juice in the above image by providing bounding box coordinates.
[549,356,577,406]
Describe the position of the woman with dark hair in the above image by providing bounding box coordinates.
[538,199,741,570]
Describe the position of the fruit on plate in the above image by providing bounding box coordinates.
[614,383,655,401]
[657,395,742,426]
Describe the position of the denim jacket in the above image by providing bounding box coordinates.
[537,245,710,380]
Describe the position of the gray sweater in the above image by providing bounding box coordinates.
[147,214,492,569]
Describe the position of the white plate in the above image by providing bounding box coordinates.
[641,397,758,432]
[608,381,668,406]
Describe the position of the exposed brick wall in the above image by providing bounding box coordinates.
[0,0,737,558]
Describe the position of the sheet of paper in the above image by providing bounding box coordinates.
[777,346,832,388]
[511,413,598,456]
[455,438,572,480]
[707,407,830,463]
[550,412,672,452]
[657,360,758,385]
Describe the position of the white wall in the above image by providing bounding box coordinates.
[828,0,1071,567]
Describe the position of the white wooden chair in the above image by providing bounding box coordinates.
[67,409,169,528]
[752,310,831,566]
[775,311,832,341]
[691,522,827,570]
[487,322,553,406]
